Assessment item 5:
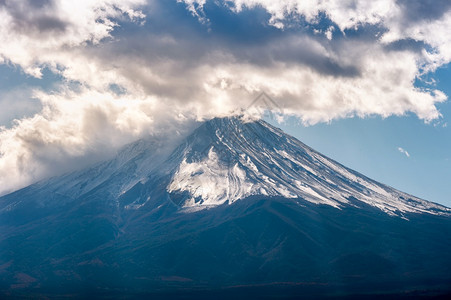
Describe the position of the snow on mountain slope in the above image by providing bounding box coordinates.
[0,138,172,211]
[165,117,450,217]
[1,116,449,218]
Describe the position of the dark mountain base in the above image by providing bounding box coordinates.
[1,197,450,298]
[3,286,451,300]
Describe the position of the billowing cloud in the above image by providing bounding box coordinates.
[0,0,450,195]
[0,0,145,76]
[0,87,198,194]
[181,0,451,71]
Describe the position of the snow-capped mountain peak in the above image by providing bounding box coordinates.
[164,117,450,217]
[1,117,449,218]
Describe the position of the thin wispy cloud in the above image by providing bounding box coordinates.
[0,0,450,195]
[398,147,411,158]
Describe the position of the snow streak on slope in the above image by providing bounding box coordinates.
[168,147,296,206]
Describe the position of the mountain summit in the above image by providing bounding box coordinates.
[1,117,450,298]
[164,117,449,216]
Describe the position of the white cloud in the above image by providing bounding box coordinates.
[182,0,396,30]
[0,0,146,77]
[0,87,197,195]
[182,0,451,71]
[398,147,410,158]
[40,32,446,124]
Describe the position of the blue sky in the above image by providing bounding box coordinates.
[0,0,451,206]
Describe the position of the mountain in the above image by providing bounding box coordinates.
[165,117,448,216]
[1,117,450,299]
